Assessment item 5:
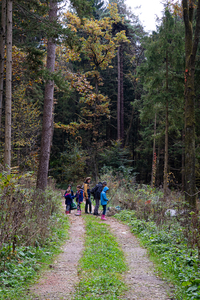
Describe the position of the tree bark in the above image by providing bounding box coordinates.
[120,44,124,146]
[125,106,134,147]
[182,129,185,192]
[182,0,200,208]
[4,0,12,171]
[0,0,6,136]
[117,46,121,140]
[37,0,57,190]
[163,50,169,199]
[151,113,156,187]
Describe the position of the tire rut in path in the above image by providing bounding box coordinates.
[106,217,173,300]
[30,211,85,300]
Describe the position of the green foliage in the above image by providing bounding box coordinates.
[99,140,133,171]
[75,216,127,299]
[115,210,200,300]
[137,9,185,184]
[51,142,88,186]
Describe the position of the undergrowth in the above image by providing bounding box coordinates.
[0,181,69,300]
[75,216,127,300]
[115,210,200,300]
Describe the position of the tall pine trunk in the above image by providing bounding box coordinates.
[182,0,200,209]
[182,129,185,192]
[4,0,12,171]
[37,0,57,190]
[163,50,169,199]
[120,44,124,146]
[151,113,156,187]
[117,46,121,140]
[0,0,6,136]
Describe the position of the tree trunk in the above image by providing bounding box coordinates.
[182,129,185,192]
[182,0,200,209]
[37,0,57,190]
[117,46,121,140]
[120,45,124,146]
[125,106,134,147]
[163,50,169,199]
[4,0,12,171]
[0,0,6,136]
[151,113,156,187]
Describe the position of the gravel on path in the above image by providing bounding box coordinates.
[106,216,174,300]
[30,210,85,300]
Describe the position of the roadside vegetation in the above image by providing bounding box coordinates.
[75,216,127,300]
[102,170,200,300]
[0,171,69,300]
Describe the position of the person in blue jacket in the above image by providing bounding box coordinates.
[100,181,109,221]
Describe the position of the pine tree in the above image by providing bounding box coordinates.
[4,0,13,171]
[0,0,6,137]
[182,0,200,209]
[138,10,185,189]
[37,0,57,190]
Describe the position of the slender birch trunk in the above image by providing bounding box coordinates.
[0,0,6,136]
[4,0,12,171]
[37,0,57,190]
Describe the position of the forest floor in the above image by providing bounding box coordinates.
[30,202,174,300]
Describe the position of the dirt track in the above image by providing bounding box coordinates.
[30,212,85,300]
[30,207,173,300]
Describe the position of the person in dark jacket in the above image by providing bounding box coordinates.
[74,185,84,216]
[64,188,73,215]
[91,182,103,216]
[84,177,92,214]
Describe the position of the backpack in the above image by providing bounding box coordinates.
[95,184,103,199]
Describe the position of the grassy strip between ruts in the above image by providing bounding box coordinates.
[0,202,69,300]
[115,210,200,300]
[75,215,127,300]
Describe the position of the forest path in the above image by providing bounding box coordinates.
[30,200,173,300]
[106,217,174,300]
[30,206,85,300]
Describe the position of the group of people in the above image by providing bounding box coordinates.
[64,177,109,220]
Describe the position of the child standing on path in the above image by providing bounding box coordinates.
[65,188,73,215]
[74,185,84,216]
[64,184,74,197]
[100,181,109,221]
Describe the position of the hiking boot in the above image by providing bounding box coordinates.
[65,211,70,215]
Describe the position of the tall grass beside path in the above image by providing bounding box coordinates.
[0,179,69,300]
[75,215,127,300]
